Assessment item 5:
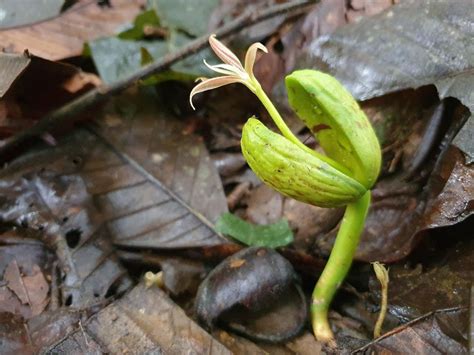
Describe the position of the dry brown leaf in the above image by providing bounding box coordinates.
[0,0,146,60]
[49,284,231,353]
[3,261,49,318]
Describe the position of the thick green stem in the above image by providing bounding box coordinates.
[311,191,371,343]
[253,85,350,174]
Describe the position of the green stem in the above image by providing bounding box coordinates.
[311,191,371,343]
[253,85,349,174]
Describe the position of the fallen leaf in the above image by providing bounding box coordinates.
[0,52,99,140]
[0,170,133,309]
[4,261,49,317]
[245,184,283,225]
[0,52,31,98]
[368,219,473,322]
[27,308,88,353]
[0,312,33,354]
[90,90,229,248]
[0,0,146,60]
[0,0,67,29]
[354,308,469,354]
[149,0,219,36]
[2,88,228,252]
[48,284,231,354]
[302,1,472,101]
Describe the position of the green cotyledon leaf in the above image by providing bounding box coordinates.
[285,70,381,189]
[241,117,366,208]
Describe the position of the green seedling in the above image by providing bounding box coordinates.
[190,35,382,344]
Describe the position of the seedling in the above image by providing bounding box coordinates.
[190,35,381,344]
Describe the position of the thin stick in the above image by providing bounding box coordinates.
[0,0,316,164]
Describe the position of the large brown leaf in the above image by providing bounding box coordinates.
[2,89,228,252]
[48,284,232,354]
[0,0,145,60]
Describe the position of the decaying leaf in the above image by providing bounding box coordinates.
[0,0,146,61]
[48,284,231,354]
[354,308,469,354]
[0,169,133,309]
[2,88,228,251]
[301,1,473,101]
[4,261,49,318]
[368,219,473,322]
[91,89,229,248]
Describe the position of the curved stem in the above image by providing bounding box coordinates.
[311,191,371,343]
[253,85,350,174]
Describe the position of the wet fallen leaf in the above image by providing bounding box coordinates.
[302,1,472,101]
[368,219,473,322]
[0,0,146,61]
[48,284,231,353]
[280,0,393,77]
[354,307,469,354]
[2,88,228,253]
[91,89,229,248]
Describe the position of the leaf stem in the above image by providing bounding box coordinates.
[311,191,371,343]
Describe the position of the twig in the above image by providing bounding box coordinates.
[372,262,389,339]
[0,0,316,164]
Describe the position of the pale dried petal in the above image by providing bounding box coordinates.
[203,60,242,76]
[209,34,245,72]
[244,42,268,79]
[189,76,245,110]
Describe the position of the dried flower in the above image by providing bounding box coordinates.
[189,34,267,109]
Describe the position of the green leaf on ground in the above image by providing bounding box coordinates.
[216,212,293,248]
[87,3,215,85]
[148,0,219,36]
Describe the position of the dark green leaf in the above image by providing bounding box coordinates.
[89,32,212,85]
[0,0,66,29]
[148,0,218,36]
[216,212,293,248]
[88,37,168,84]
